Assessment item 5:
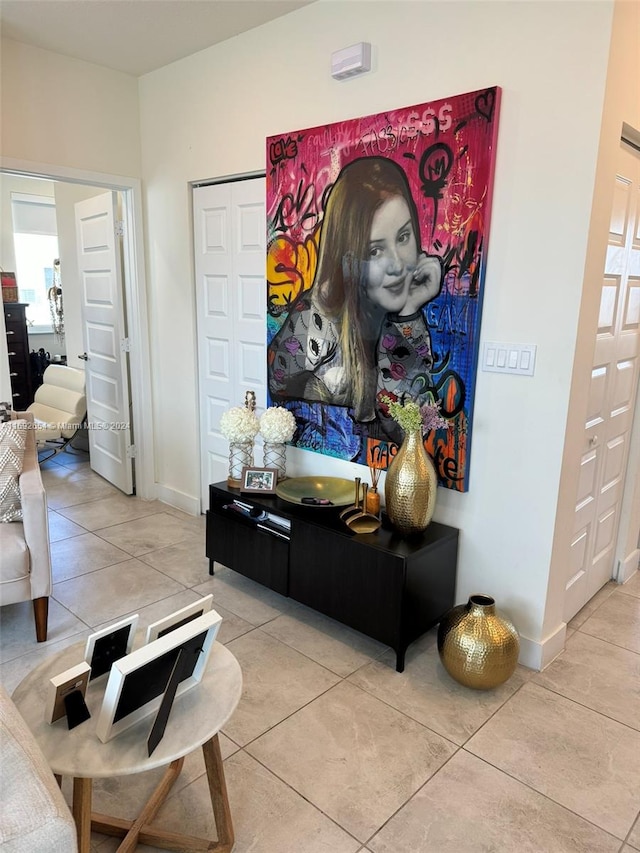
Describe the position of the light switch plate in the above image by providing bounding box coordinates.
[482,342,537,376]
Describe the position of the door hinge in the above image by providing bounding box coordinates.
[115,219,125,237]
[126,445,137,459]
[121,338,131,352]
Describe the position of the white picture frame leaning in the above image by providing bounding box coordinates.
[96,608,222,743]
[144,594,214,644]
[84,614,139,681]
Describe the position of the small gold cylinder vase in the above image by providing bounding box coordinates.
[437,594,520,689]
[384,428,437,535]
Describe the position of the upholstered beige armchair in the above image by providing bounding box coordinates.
[0,412,52,641]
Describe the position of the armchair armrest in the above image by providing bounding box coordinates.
[17,416,52,600]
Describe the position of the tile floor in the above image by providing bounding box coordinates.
[1,451,639,852]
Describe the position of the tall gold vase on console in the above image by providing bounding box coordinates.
[384,428,437,535]
[437,594,520,689]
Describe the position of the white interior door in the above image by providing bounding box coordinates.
[75,191,134,494]
[565,143,640,620]
[193,178,267,511]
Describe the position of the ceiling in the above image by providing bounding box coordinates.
[0,0,316,76]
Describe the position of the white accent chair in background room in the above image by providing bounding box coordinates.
[27,364,86,461]
[0,411,52,641]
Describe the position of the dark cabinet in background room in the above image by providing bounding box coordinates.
[3,303,33,407]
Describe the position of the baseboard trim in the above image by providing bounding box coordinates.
[518,621,567,671]
[155,484,201,516]
[616,550,640,584]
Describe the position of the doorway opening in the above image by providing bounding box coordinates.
[0,158,154,500]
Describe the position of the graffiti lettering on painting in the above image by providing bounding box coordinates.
[270,179,329,236]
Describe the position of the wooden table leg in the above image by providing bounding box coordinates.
[202,734,234,850]
[72,777,92,853]
[87,744,234,852]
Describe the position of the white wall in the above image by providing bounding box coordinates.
[0,39,142,177]
[138,0,614,661]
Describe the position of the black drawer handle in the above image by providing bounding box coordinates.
[6,330,14,335]
[10,372,18,377]
[12,393,20,398]
[8,351,16,357]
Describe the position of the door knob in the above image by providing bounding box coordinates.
[78,353,89,361]
[589,434,598,446]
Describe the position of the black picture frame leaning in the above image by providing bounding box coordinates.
[144,594,213,644]
[84,615,138,681]
[96,608,222,743]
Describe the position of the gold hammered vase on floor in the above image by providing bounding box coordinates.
[384,428,437,535]
[437,594,520,689]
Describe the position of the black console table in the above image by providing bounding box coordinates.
[206,481,459,672]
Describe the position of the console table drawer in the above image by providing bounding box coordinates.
[289,520,403,647]
[206,507,289,595]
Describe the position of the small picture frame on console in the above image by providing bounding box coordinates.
[241,466,277,495]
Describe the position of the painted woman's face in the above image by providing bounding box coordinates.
[364,196,419,313]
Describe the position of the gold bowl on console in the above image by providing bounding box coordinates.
[275,476,354,507]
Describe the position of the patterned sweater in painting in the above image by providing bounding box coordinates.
[268,290,433,442]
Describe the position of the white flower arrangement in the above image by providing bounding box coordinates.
[219,406,260,444]
[260,406,296,444]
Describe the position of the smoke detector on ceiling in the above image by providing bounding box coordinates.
[331,42,371,81]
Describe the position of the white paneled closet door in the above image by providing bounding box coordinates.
[193,178,267,512]
[564,143,640,621]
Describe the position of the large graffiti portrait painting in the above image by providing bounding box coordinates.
[266,87,501,491]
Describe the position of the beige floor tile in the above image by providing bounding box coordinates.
[0,598,88,666]
[369,749,621,853]
[45,475,121,510]
[628,815,640,850]
[94,512,200,557]
[158,505,206,536]
[533,630,640,730]
[261,603,388,678]
[56,495,167,531]
[150,750,360,853]
[138,537,211,586]
[47,509,86,542]
[619,570,640,599]
[211,604,255,646]
[349,630,531,745]
[247,680,455,842]
[223,629,340,746]
[55,461,93,477]
[579,591,640,653]
[0,626,88,692]
[51,531,131,581]
[193,567,294,627]
[466,682,640,839]
[53,559,186,626]
[41,457,93,482]
[568,581,618,629]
